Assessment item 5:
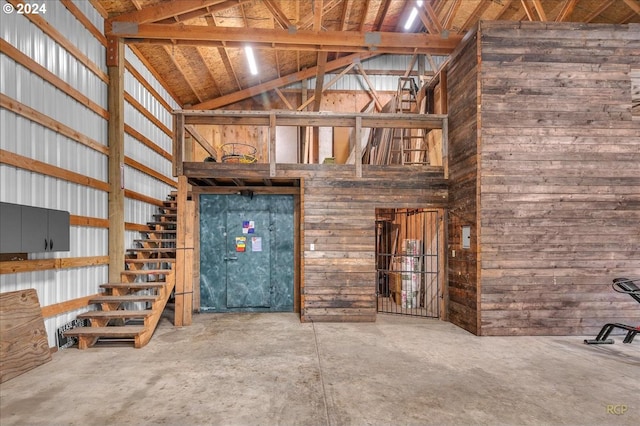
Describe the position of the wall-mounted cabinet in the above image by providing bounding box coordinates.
[0,202,70,253]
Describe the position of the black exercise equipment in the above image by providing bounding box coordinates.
[584,277,640,345]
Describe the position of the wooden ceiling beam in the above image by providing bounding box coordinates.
[622,0,640,16]
[520,0,536,21]
[443,0,462,29]
[555,0,577,22]
[154,1,252,24]
[373,0,393,31]
[297,0,342,30]
[458,0,492,33]
[358,0,370,32]
[423,1,444,33]
[274,88,294,110]
[531,0,547,20]
[112,25,462,55]
[584,0,615,22]
[110,0,225,25]
[313,0,323,30]
[162,45,203,103]
[417,7,438,34]
[205,15,241,91]
[262,0,293,29]
[355,64,383,111]
[312,51,328,111]
[297,62,357,111]
[192,52,380,110]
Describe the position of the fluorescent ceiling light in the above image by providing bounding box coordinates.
[404,8,418,30]
[245,46,258,75]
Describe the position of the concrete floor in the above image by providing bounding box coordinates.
[1,313,638,426]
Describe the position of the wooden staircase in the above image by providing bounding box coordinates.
[64,195,179,349]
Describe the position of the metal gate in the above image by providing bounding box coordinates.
[376,208,441,317]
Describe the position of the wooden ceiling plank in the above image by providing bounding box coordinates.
[192,52,380,110]
[162,45,203,103]
[520,0,536,21]
[531,0,547,21]
[113,25,462,55]
[555,0,578,22]
[622,0,640,16]
[263,0,293,29]
[619,10,637,23]
[458,0,492,33]
[111,0,225,25]
[312,51,328,111]
[297,0,342,29]
[584,0,615,22]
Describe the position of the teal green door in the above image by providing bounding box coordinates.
[200,194,294,312]
[225,210,270,308]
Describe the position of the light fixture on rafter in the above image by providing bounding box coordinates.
[404,0,424,31]
[245,46,259,75]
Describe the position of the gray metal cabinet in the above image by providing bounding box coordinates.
[0,203,22,253]
[0,202,70,253]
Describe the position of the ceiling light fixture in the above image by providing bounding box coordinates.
[245,46,258,75]
[404,0,424,31]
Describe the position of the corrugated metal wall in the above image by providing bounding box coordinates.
[284,54,448,91]
[0,0,177,347]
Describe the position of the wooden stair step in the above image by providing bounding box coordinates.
[77,310,151,320]
[125,258,176,263]
[146,221,177,227]
[121,269,171,275]
[141,229,176,234]
[90,295,158,304]
[63,325,145,338]
[100,282,166,290]
[134,239,177,244]
[153,214,177,219]
[127,248,176,253]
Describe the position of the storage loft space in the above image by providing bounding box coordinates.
[174,110,449,187]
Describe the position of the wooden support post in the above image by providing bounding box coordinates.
[174,113,184,177]
[355,116,362,178]
[269,112,276,177]
[107,37,125,284]
[175,175,193,326]
[442,117,449,179]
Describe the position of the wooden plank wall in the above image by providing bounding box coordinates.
[301,166,447,322]
[478,22,640,336]
[445,30,481,335]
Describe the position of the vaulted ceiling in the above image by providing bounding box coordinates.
[96,0,640,110]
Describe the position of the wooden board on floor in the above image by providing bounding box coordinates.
[0,289,51,383]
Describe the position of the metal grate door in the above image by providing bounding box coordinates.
[376,208,441,317]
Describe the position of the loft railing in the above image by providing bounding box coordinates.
[172,110,448,179]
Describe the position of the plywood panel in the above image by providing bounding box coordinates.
[0,289,51,383]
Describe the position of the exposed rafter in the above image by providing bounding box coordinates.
[531,0,547,21]
[192,52,380,110]
[622,0,640,16]
[555,0,577,22]
[584,0,615,22]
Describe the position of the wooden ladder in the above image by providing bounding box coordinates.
[390,77,429,165]
[64,195,179,349]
